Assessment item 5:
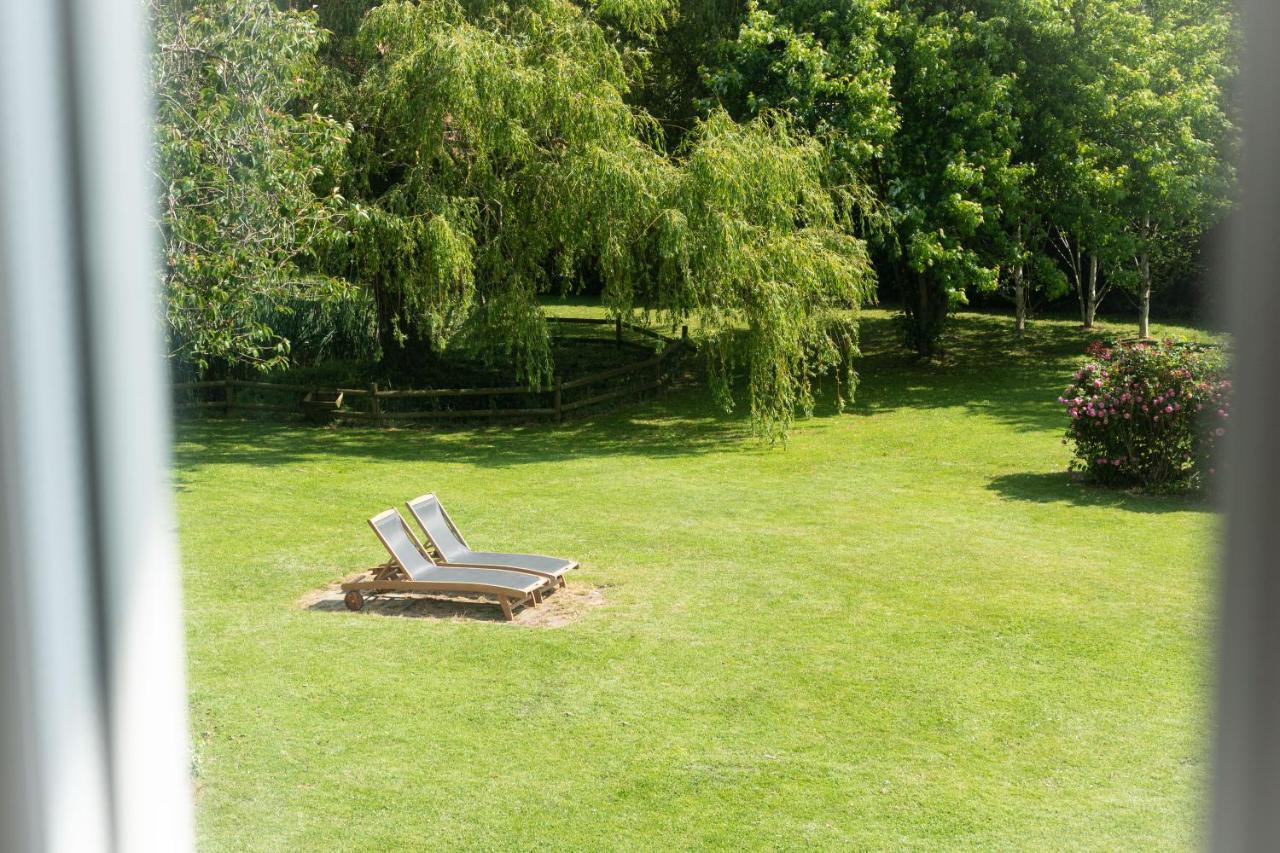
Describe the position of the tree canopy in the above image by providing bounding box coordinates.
[151,0,1238,433]
[704,0,1236,354]
[153,0,350,372]
[304,0,873,436]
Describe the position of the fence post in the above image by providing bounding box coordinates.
[554,378,563,424]
[681,324,689,342]
[370,382,380,423]
[224,378,234,415]
[615,317,622,347]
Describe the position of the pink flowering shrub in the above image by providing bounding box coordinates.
[1059,338,1231,488]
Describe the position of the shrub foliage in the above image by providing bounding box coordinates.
[1059,339,1230,488]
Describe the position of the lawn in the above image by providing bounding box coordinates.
[176,309,1218,850]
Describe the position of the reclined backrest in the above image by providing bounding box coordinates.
[407,494,470,563]
[369,509,435,581]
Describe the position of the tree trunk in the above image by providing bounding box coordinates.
[1084,254,1099,328]
[1138,250,1151,339]
[1013,224,1025,335]
[916,275,932,357]
[898,263,947,358]
[1014,272,1026,336]
[1069,242,1086,326]
[1138,213,1151,339]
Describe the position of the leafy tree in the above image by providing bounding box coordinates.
[706,0,1236,347]
[705,2,897,180]
[1023,0,1141,329]
[648,111,875,435]
[988,0,1111,334]
[1013,0,1234,335]
[1107,0,1236,338]
[153,0,350,373]
[331,0,875,437]
[627,0,747,148]
[879,5,1025,355]
[709,2,1025,355]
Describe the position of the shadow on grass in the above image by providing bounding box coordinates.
[847,313,1102,434]
[305,591,513,621]
[986,471,1209,515]
[174,386,757,471]
[172,312,1188,471]
[300,581,604,626]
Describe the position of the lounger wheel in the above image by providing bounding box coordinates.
[344,590,365,612]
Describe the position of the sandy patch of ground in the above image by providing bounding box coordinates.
[299,571,605,627]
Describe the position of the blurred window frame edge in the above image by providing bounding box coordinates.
[1212,0,1280,850]
[0,0,193,852]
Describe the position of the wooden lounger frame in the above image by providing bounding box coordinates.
[341,510,545,621]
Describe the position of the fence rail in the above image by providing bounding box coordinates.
[174,318,690,426]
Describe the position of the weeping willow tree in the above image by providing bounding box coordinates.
[646,112,874,436]
[332,0,875,438]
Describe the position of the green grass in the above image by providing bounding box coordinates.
[177,309,1218,850]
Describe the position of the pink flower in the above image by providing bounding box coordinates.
[1164,405,1173,414]
[1216,427,1226,437]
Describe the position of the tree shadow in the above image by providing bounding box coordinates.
[845,312,1112,434]
[172,311,1192,472]
[986,471,1210,515]
[173,385,758,472]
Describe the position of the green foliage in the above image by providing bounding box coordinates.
[652,112,874,437]
[706,2,897,173]
[706,0,1238,350]
[1060,338,1231,488]
[335,0,658,378]
[332,0,874,438]
[153,0,351,372]
[883,4,1026,353]
[1106,0,1237,303]
[624,0,746,147]
[154,0,1238,435]
[708,1,1026,354]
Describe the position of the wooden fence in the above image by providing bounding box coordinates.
[174,318,690,425]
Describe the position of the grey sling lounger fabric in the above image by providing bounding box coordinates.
[406,494,577,586]
[340,508,547,620]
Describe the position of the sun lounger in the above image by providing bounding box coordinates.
[406,494,577,588]
[341,509,548,620]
